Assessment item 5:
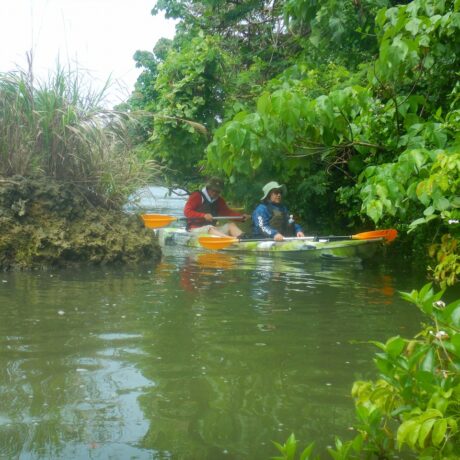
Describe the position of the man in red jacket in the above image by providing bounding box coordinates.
[184,177,249,237]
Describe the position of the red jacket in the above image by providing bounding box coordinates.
[184,191,242,229]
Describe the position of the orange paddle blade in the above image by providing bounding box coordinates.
[197,236,238,250]
[141,214,177,229]
[352,229,398,242]
[196,253,236,268]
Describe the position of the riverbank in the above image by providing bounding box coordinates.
[0,177,160,270]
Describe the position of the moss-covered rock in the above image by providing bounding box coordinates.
[0,177,160,270]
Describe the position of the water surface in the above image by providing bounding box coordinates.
[0,249,426,459]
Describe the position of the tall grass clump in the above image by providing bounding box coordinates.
[0,65,155,208]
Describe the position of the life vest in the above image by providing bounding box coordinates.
[266,203,295,236]
[186,191,219,230]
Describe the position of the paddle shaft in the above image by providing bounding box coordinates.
[187,215,245,222]
[142,214,245,222]
[233,236,315,243]
[225,235,371,243]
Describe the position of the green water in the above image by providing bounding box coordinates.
[0,251,425,459]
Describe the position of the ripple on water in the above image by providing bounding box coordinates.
[0,249,426,459]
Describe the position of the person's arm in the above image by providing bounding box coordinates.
[294,224,304,237]
[252,205,277,238]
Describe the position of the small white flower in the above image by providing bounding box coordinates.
[435,330,449,340]
[433,300,446,309]
[448,219,459,224]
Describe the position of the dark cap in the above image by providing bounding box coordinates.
[206,177,224,192]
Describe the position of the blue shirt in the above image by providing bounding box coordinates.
[252,203,302,238]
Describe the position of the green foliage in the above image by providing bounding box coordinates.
[202,0,460,272]
[0,65,154,208]
[129,0,460,280]
[355,0,460,245]
[373,0,460,112]
[274,283,460,459]
[206,75,382,228]
[272,433,317,460]
[429,234,460,288]
[410,152,460,231]
[357,148,459,226]
[129,38,173,111]
[135,35,230,186]
[283,0,385,66]
[208,82,375,177]
[132,0,306,188]
[353,283,460,459]
[153,0,293,68]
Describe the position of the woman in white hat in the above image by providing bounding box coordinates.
[252,181,304,241]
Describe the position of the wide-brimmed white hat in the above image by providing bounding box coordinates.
[261,181,287,200]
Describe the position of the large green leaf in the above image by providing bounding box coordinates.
[385,336,405,358]
[432,418,447,446]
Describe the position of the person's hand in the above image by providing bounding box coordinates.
[274,233,284,241]
[240,213,250,222]
[204,213,214,222]
[297,231,305,238]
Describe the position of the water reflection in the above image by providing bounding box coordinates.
[0,254,423,459]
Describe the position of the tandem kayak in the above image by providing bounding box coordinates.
[156,228,388,261]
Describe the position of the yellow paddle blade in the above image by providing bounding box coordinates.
[197,236,238,250]
[352,229,398,242]
[141,214,177,229]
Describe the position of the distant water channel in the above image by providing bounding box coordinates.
[0,187,427,459]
